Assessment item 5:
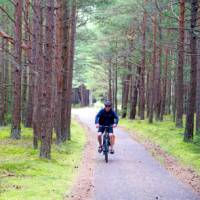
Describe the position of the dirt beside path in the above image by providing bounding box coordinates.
[66,117,95,200]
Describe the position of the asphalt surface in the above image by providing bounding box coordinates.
[74,108,200,200]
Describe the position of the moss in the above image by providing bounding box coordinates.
[0,120,86,200]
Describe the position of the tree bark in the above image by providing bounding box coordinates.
[11,0,23,139]
[54,0,63,144]
[114,58,118,114]
[149,15,157,124]
[196,7,200,135]
[176,0,185,127]
[155,16,162,121]
[129,74,138,120]
[40,0,54,159]
[108,58,113,102]
[121,57,131,118]
[184,0,198,141]
[160,46,169,121]
[61,0,70,142]
[139,2,147,120]
[26,0,37,128]
[0,38,6,126]
[65,0,77,140]
[4,40,9,119]
[166,49,172,115]
[32,0,44,149]
[22,0,30,124]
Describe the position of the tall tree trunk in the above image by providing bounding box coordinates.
[146,68,150,118]
[4,40,9,118]
[176,0,185,127]
[26,0,35,128]
[155,16,162,121]
[166,78,172,115]
[0,38,5,125]
[61,0,70,142]
[114,58,118,113]
[66,0,77,140]
[108,59,112,102]
[149,15,157,124]
[112,64,115,109]
[160,46,169,121]
[40,0,54,159]
[54,0,63,144]
[139,2,147,120]
[196,34,200,135]
[121,57,131,118]
[32,0,43,149]
[196,8,200,135]
[22,0,30,124]
[11,0,23,139]
[184,0,198,141]
[129,74,138,120]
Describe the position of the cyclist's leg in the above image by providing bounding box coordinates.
[109,127,115,152]
[97,132,103,147]
[97,127,104,152]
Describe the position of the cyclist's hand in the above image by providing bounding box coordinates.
[96,124,99,128]
[113,124,117,128]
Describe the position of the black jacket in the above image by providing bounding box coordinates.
[95,109,119,126]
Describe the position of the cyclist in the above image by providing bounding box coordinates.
[95,100,119,154]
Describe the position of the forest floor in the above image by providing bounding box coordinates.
[71,108,200,200]
[0,120,86,200]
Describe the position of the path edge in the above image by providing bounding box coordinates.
[119,125,200,196]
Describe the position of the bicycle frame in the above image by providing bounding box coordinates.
[100,126,111,163]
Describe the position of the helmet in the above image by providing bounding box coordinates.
[104,100,112,107]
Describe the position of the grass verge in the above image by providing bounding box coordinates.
[120,117,200,174]
[0,120,86,200]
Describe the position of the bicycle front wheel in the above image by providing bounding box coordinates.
[105,151,108,163]
[104,139,109,163]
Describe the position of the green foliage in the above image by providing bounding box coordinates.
[0,121,86,200]
[120,117,200,174]
[4,113,12,124]
[74,0,143,100]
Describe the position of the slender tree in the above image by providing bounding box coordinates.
[184,0,198,141]
[65,0,77,140]
[139,0,147,120]
[149,14,157,123]
[121,57,131,118]
[196,6,200,135]
[176,0,185,128]
[32,0,43,149]
[40,0,54,158]
[0,38,5,125]
[61,0,70,142]
[155,16,162,121]
[11,0,23,139]
[54,0,63,144]
[160,45,169,120]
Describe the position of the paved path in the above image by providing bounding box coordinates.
[74,108,200,200]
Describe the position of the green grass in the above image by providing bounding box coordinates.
[120,116,200,174]
[0,121,86,200]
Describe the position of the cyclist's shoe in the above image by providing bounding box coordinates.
[98,146,103,153]
[110,149,115,154]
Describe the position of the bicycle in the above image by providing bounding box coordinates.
[100,125,111,163]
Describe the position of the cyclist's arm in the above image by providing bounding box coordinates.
[95,109,103,124]
[113,111,119,125]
